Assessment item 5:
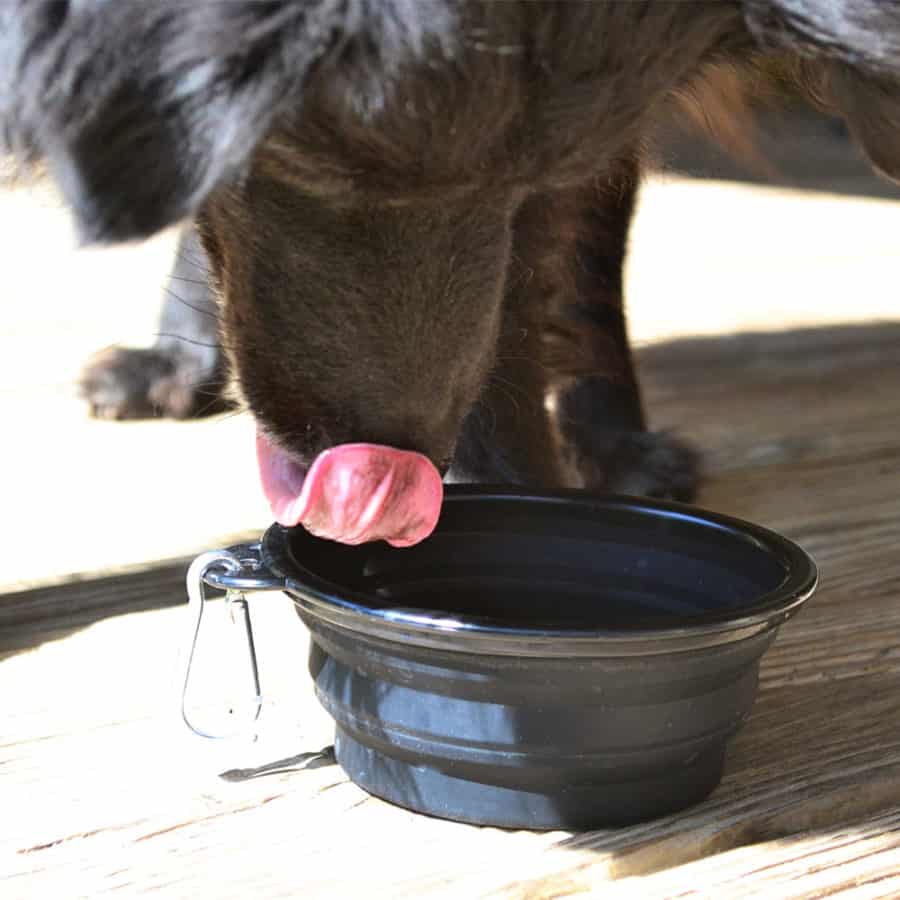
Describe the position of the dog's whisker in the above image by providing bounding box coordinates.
[494,354,557,374]
[486,380,523,422]
[159,287,219,322]
[489,372,538,408]
[151,332,221,350]
[166,274,208,284]
[164,276,216,290]
[179,377,232,388]
[207,405,251,424]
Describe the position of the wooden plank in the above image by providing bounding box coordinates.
[6,322,900,897]
[490,810,900,898]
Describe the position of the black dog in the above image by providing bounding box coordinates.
[3,1,899,543]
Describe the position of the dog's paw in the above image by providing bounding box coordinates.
[577,431,701,502]
[79,346,228,420]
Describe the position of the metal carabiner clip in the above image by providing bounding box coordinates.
[181,544,284,741]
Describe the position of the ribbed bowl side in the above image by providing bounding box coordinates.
[303,617,776,829]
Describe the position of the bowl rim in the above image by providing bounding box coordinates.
[261,487,818,657]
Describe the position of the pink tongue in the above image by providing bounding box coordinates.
[255,434,443,547]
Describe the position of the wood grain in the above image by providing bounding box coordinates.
[6,324,900,897]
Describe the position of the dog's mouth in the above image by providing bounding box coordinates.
[255,432,444,547]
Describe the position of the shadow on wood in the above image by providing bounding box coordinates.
[5,318,900,896]
[5,320,900,672]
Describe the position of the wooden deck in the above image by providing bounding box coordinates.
[6,321,900,898]
[4,111,900,895]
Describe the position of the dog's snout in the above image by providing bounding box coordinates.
[280,406,458,476]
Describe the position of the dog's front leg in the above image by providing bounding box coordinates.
[497,163,699,500]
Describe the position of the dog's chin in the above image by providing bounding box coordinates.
[255,432,444,547]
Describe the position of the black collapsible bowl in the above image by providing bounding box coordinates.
[249,488,816,829]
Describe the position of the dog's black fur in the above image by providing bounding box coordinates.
[3,1,900,496]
